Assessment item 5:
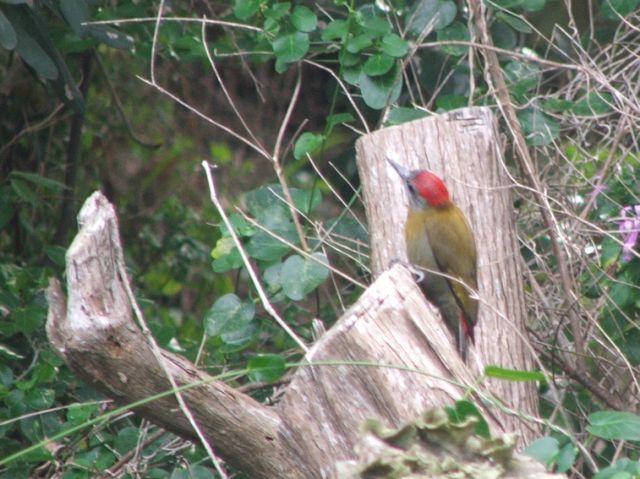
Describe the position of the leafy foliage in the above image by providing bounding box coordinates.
[1,0,640,476]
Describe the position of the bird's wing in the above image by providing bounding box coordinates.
[425,206,478,324]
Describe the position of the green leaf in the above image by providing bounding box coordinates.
[490,20,517,50]
[386,107,429,125]
[359,67,402,109]
[25,387,54,409]
[448,400,490,438]
[263,261,283,294]
[264,2,290,20]
[543,98,574,112]
[517,107,559,146]
[10,171,67,190]
[0,9,17,49]
[327,112,355,129]
[322,19,347,41]
[234,0,261,20]
[381,33,408,57]
[13,20,58,79]
[622,329,640,366]
[572,92,613,116]
[492,0,525,8]
[171,465,217,479]
[245,227,295,261]
[245,186,289,220]
[211,236,237,258]
[281,253,329,300]
[211,238,235,263]
[358,12,390,36]
[556,442,577,473]
[59,0,89,37]
[436,22,469,56]
[363,53,394,76]
[523,437,559,465]
[587,411,640,440]
[408,0,457,34]
[272,31,309,63]
[601,0,639,19]
[248,354,286,382]
[44,245,66,267]
[294,132,325,160]
[495,11,532,33]
[436,94,467,111]
[245,184,320,220]
[521,0,546,11]
[211,247,243,272]
[218,213,255,237]
[205,294,255,337]
[10,178,37,206]
[326,216,369,244]
[3,4,84,111]
[342,65,362,85]
[609,281,633,309]
[484,365,546,382]
[290,187,322,213]
[291,5,317,32]
[246,211,297,257]
[220,320,257,347]
[66,402,99,425]
[503,60,540,95]
[594,459,640,479]
[114,427,140,455]
[0,363,14,386]
[346,33,373,53]
[340,50,361,67]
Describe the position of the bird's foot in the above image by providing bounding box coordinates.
[407,264,425,283]
[389,258,425,283]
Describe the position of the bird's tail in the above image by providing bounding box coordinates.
[458,313,475,362]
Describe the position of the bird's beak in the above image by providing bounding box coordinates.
[387,158,411,180]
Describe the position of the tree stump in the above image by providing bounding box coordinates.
[356,107,537,438]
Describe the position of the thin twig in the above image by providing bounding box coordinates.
[85,16,263,33]
[118,252,228,478]
[202,161,309,353]
[467,0,587,372]
[272,68,309,251]
[201,17,266,154]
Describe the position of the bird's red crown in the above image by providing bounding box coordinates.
[412,171,451,207]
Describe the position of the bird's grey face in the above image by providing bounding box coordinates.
[387,159,426,210]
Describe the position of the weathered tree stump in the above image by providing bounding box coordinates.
[356,107,538,440]
[46,107,547,478]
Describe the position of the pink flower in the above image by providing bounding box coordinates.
[619,205,640,262]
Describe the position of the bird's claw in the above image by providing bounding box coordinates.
[407,264,425,283]
[389,258,425,283]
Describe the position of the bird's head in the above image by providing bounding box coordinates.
[387,159,451,209]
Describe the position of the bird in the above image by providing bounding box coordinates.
[388,159,478,360]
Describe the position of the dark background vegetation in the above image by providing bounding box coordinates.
[1,0,639,477]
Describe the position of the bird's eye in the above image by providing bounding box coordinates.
[408,184,416,194]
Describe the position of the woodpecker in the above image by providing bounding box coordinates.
[388,159,478,360]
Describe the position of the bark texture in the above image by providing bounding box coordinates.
[47,107,545,478]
